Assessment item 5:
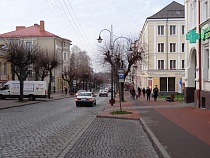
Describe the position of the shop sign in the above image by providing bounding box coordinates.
[201,26,210,41]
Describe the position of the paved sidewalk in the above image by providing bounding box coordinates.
[98,92,210,158]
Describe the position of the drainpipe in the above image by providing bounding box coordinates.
[198,0,201,108]
[166,15,169,70]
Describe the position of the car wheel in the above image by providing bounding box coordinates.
[94,101,96,105]
[28,95,35,101]
[76,103,79,107]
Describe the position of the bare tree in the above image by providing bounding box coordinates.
[62,52,77,93]
[3,39,39,101]
[41,50,60,99]
[33,50,49,81]
[97,38,144,101]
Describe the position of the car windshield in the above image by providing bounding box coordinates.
[78,93,91,96]
[78,90,86,93]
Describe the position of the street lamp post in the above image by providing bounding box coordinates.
[97,25,132,106]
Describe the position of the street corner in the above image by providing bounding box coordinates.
[97,109,141,120]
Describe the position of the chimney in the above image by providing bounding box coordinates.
[40,20,45,32]
[16,26,26,31]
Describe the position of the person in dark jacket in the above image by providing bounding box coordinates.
[142,87,146,97]
[153,85,159,101]
[137,87,141,98]
[145,87,151,101]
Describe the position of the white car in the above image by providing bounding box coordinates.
[75,92,96,107]
[99,89,108,97]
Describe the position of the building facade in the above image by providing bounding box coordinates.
[185,0,210,109]
[0,20,72,92]
[136,1,185,94]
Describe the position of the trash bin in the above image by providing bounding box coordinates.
[170,94,175,102]
[109,98,115,104]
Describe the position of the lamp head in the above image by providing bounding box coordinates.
[128,47,133,51]
[97,36,103,43]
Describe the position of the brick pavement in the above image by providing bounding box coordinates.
[98,91,210,158]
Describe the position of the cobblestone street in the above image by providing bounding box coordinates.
[65,118,159,158]
[0,97,159,157]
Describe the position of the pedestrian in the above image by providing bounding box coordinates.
[137,87,141,98]
[153,85,159,101]
[146,87,151,101]
[136,91,139,99]
[131,87,135,100]
[65,87,67,95]
[142,87,146,97]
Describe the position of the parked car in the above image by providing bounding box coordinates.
[99,89,108,97]
[75,90,86,96]
[75,92,96,107]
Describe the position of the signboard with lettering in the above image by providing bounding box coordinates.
[118,68,124,83]
[201,26,210,41]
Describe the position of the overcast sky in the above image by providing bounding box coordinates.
[0,0,184,71]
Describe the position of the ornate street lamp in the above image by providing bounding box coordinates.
[97,25,132,106]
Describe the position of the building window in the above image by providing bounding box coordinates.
[170,43,176,52]
[63,42,66,47]
[204,49,210,80]
[160,77,175,92]
[170,60,176,69]
[182,43,185,52]
[170,25,176,35]
[64,53,66,61]
[158,26,164,35]
[204,1,208,20]
[182,60,185,69]
[158,43,164,52]
[4,62,7,75]
[182,25,185,35]
[158,60,164,69]
[25,41,32,51]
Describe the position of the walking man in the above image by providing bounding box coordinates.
[153,85,159,101]
[137,87,141,98]
[142,87,146,97]
[146,87,151,101]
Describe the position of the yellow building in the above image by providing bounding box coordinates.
[135,1,185,94]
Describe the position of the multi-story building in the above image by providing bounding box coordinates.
[136,1,185,94]
[185,0,210,109]
[0,20,72,92]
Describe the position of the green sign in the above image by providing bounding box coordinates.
[201,26,210,41]
[186,30,200,43]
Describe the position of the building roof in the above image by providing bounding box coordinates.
[0,21,72,42]
[147,1,184,19]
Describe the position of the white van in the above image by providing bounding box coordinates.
[0,81,47,100]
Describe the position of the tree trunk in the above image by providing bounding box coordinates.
[48,70,52,99]
[19,71,24,101]
[11,63,15,80]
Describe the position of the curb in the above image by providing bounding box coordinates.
[140,118,171,158]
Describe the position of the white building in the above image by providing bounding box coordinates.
[185,0,210,109]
